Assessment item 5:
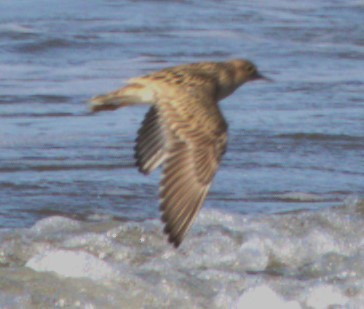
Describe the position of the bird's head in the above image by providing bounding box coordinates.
[229,59,271,85]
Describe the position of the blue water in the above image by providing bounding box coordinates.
[0,1,363,307]
[1,0,363,228]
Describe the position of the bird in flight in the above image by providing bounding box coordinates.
[89,59,268,247]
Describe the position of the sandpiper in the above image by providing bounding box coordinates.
[89,59,268,247]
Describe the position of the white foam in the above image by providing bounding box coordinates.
[237,233,270,271]
[234,285,301,309]
[2,198,363,308]
[29,216,81,235]
[305,285,349,309]
[26,249,115,280]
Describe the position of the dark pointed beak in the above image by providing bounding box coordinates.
[252,71,273,82]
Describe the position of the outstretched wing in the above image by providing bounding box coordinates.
[158,94,227,247]
[134,106,166,174]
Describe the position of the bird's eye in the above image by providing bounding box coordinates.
[246,64,255,73]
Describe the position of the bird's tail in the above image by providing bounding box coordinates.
[89,83,153,112]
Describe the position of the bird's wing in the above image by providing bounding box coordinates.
[157,93,227,247]
[135,106,167,174]
[133,67,221,176]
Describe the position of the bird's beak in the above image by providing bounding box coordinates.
[252,71,273,82]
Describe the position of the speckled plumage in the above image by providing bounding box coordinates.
[89,59,267,247]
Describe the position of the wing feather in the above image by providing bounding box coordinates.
[157,95,227,247]
[134,106,166,174]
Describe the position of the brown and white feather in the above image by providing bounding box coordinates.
[134,106,166,174]
[156,94,227,247]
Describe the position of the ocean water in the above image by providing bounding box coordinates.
[0,0,363,308]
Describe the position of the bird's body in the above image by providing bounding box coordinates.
[90,59,266,247]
